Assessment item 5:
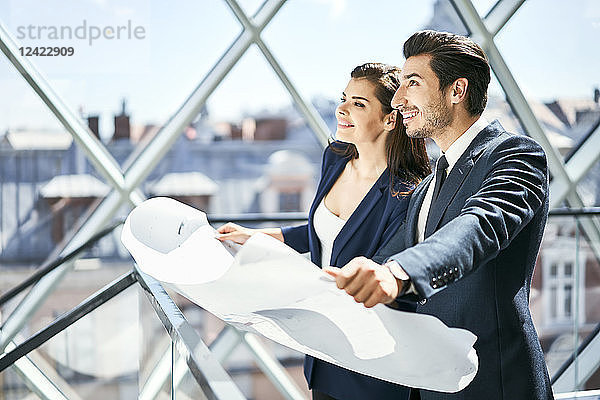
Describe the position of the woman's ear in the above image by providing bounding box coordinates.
[384,110,398,131]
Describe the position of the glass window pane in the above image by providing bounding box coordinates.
[0,367,42,399]
[564,284,572,317]
[11,285,141,400]
[549,286,557,318]
[279,191,301,212]
[564,262,573,276]
[1,1,241,161]
[495,0,600,206]
[138,285,172,400]
[536,214,600,390]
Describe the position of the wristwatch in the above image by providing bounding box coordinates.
[383,260,411,297]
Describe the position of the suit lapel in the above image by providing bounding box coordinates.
[424,121,501,237]
[331,168,389,263]
[424,157,474,237]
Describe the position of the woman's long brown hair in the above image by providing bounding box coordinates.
[331,63,431,196]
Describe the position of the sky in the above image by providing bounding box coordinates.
[0,0,598,140]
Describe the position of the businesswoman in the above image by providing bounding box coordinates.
[216,63,430,400]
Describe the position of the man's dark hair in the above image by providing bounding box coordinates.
[404,30,490,116]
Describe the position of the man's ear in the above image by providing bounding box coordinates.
[384,110,398,131]
[450,78,469,105]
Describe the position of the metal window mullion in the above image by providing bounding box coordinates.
[0,23,128,196]
[135,266,246,400]
[138,342,173,400]
[0,19,145,358]
[450,0,600,263]
[251,0,288,32]
[252,1,329,148]
[483,0,525,37]
[0,190,125,352]
[210,325,244,362]
[122,29,255,193]
[0,272,136,371]
[237,331,306,400]
[212,313,308,400]
[450,0,570,202]
[224,0,329,148]
[485,34,572,199]
[254,37,330,147]
[122,0,288,191]
[449,0,600,392]
[132,9,311,393]
[138,312,246,399]
[564,195,600,260]
[555,390,600,399]
[8,343,70,400]
[224,0,260,36]
[139,335,210,400]
[126,5,297,396]
[552,323,600,391]
[550,123,600,202]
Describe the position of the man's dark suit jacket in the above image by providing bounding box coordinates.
[381,120,554,400]
[282,142,414,400]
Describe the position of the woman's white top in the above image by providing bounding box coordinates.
[313,198,347,268]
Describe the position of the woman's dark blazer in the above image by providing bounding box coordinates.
[281,143,415,400]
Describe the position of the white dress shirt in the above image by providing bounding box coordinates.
[416,117,489,243]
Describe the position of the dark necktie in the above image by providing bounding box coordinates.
[431,154,449,203]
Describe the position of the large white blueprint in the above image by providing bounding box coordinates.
[121,197,478,393]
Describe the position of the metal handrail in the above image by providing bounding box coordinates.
[564,115,600,164]
[554,389,600,399]
[548,207,600,217]
[0,219,124,307]
[208,212,307,224]
[209,207,600,221]
[0,211,302,310]
[0,271,137,371]
[0,267,247,400]
[3,207,600,398]
[134,266,246,400]
[0,213,302,309]
[551,321,600,385]
[1,206,594,311]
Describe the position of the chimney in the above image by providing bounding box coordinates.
[87,115,100,139]
[113,98,131,141]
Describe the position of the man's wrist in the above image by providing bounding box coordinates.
[383,260,411,297]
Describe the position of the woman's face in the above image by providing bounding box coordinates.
[335,78,395,145]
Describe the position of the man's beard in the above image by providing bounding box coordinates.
[406,95,452,139]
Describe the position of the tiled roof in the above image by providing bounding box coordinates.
[40,174,109,198]
[150,172,218,196]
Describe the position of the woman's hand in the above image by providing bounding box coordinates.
[215,223,285,244]
[215,222,255,244]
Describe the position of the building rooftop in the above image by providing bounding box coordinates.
[149,172,219,196]
[40,174,110,198]
[1,130,73,150]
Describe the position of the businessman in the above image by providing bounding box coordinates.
[326,30,554,399]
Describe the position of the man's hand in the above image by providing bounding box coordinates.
[324,256,402,308]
